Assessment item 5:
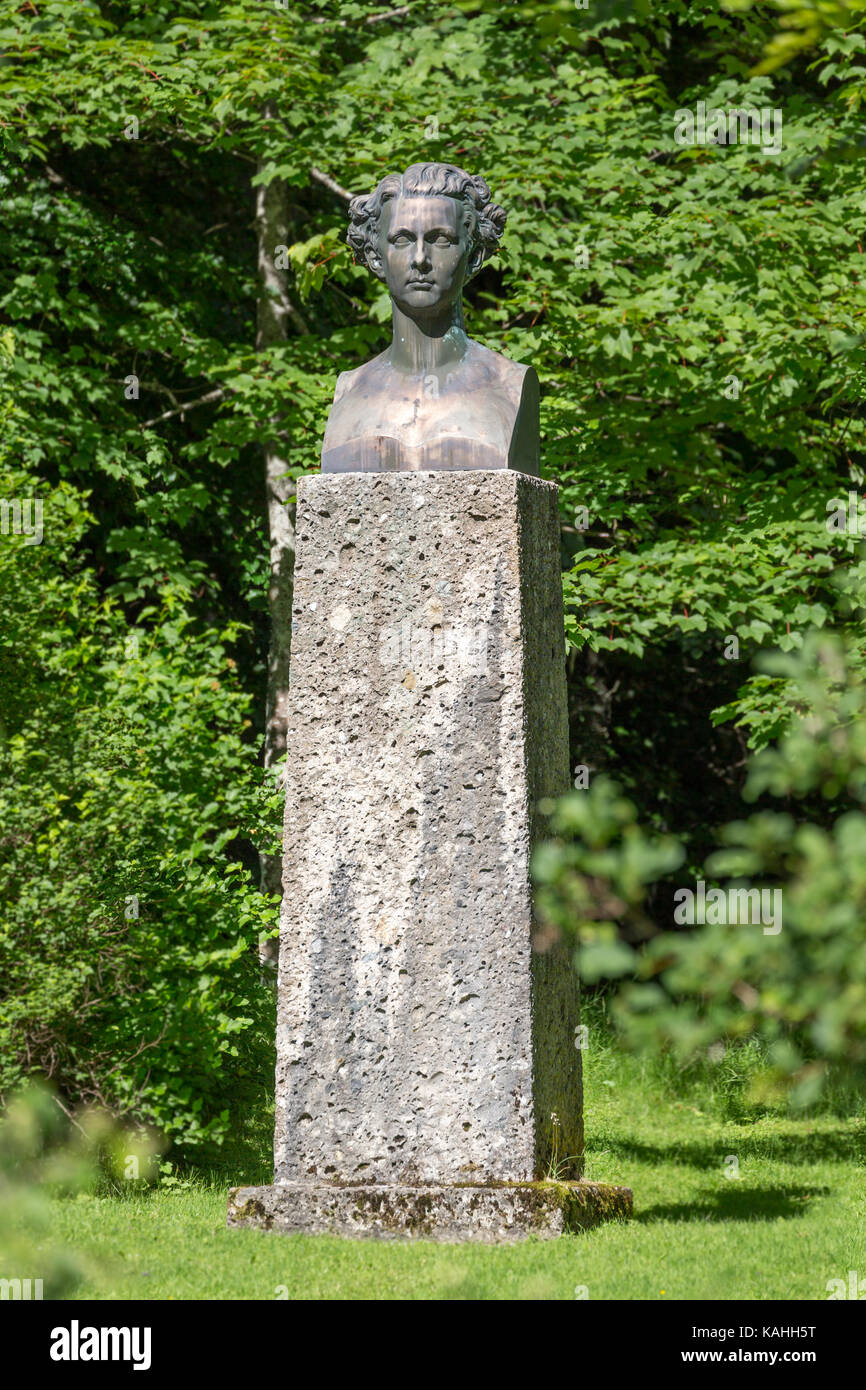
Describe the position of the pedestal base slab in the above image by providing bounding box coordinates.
[227,1180,632,1244]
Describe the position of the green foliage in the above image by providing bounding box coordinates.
[534,779,684,981]
[0,1084,91,1298]
[0,343,279,1146]
[0,1080,133,1295]
[0,1,864,1132]
[537,635,866,1105]
[725,0,866,84]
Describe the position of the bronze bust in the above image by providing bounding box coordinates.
[321,162,539,476]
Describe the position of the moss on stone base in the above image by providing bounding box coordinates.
[227,1180,632,1243]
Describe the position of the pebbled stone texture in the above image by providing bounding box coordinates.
[273,470,581,1192]
[228,1181,632,1244]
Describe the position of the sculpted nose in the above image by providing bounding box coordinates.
[411,237,430,268]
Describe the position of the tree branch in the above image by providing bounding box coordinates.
[310,165,354,203]
[311,5,410,25]
[365,4,410,21]
[141,386,230,429]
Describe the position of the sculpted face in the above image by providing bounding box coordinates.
[374,195,472,316]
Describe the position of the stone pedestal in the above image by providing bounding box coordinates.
[229,470,631,1240]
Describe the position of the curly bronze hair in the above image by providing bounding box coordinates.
[346,162,507,278]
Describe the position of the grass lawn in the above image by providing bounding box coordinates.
[41,1016,866,1301]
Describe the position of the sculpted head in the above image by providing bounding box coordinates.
[347,163,506,320]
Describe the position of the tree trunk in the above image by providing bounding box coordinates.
[255,156,296,970]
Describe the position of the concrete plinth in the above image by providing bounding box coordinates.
[227,1180,633,1244]
[230,469,631,1239]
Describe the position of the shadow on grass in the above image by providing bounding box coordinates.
[178,1088,275,1188]
[636,1183,830,1224]
[593,1129,865,1169]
